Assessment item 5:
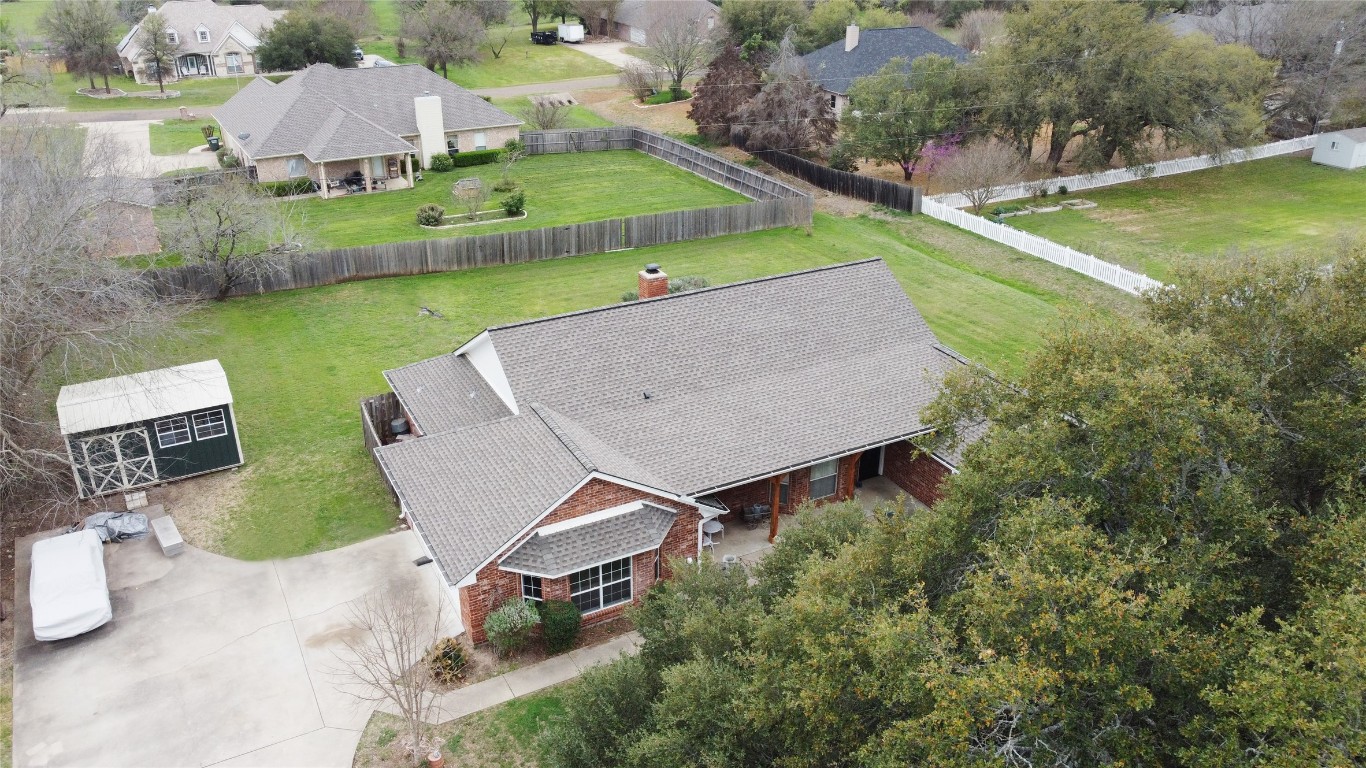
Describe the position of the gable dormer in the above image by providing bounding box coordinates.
[166,27,179,44]
[195,24,210,44]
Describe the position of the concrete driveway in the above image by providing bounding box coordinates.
[13,526,458,768]
[573,40,638,68]
[82,119,216,178]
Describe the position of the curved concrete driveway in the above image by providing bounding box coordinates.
[14,527,457,768]
[82,119,216,178]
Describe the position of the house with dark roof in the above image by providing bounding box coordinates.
[592,0,722,45]
[117,0,284,85]
[215,64,522,195]
[370,259,981,643]
[802,24,969,116]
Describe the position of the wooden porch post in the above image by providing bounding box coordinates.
[845,451,863,501]
[768,473,785,544]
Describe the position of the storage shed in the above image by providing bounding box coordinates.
[1311,128,1366,170]
[57,360,243,498]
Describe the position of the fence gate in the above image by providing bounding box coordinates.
[76,428,158,496]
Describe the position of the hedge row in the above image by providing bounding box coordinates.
[450,148,502,167]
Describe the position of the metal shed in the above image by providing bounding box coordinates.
[57,360,244,498]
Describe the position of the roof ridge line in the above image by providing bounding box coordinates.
[529,403,598,474]
[488,258,887,333]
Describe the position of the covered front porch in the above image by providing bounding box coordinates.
[316,153,417,199]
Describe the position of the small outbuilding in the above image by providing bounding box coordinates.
[1311,128,1366,170]
[58,360,243,498]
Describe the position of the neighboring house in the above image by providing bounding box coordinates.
[58,360,243,499]
[594,0,721,45]
[802,25,969,116]
[117,0,284,85]
[371,259,981,643]
[1311,128,1366,170]
[215,64,522,195]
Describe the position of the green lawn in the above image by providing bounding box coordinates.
[151,209,1137,561]
[147,120,215,155]
[1007,156,1366,282]
[489,96,615,129]
[291,150,746,249]
[357,686,567,767]
[0,0,50,38]
[360,21,616,89]
[52,70,253,112]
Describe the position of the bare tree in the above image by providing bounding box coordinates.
[935,141,1030,215]
[455,0,512,26]
[521,96,572,129]
[0,123,184,509]
[735,36,836,152]
[497,137,526,188]
[486,30,510,59]
[160,178,306,301]
[0,57,57,119]
[572,0,621,35]
[957,9,1003,53]
[39,0,122,93]
[1264,1,1366,132]
[620,59,664,102]
[333,587,445,766]
[314,0,377,40]
[400,2,485,79]
[136,11,183,94]
[641,14,713,98]
[452,178,489,220]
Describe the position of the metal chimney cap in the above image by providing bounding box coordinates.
[644,263,661,274]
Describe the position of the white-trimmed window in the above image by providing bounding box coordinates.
[521,574,543,601]
[474,132,487,151]
[809,459,838,500]
[155,416,191,448]
[196,27,210,43]
[193,410,227,440]
[569,557,631,613]
[287,157,308,178]
[166,29,178,44]
[225,52,242,74]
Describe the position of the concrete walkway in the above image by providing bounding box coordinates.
[382,631,643,725]
[81,119,216,177]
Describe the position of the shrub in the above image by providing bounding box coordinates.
[539,600,582,654]
[668,275,710,294]
[260,178,316,197]
[429,153,454,172]
[450,148,502,167]
[417,203,445,226]
[200,124,216,140]
[485,599,539,657]
[992,206,1006,216]
[620,290,640,302]
[493,179,519,192]
[216,147,240,169]
[425,636,468,685]
[1057,184,1069,195]
[828,141,858,173]
[742,156,761,168]
[501,189,525,216]
[644,89,691,105]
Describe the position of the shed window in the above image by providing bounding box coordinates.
[287,157,307,178]
[193,410,227,440]
[521,574,543,601]
[809,458,838,500]
[1331,141,1339,149]
[569,556,631,613]
[155,416,191,448]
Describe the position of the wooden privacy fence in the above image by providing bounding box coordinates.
[147,128,812,299]
[921,199,1164,296]
[750,149,922,213]
[929,135,1319,208]
[149,199,813,298]
[360,393,402,502]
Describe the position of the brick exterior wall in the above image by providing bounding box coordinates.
[410,125,520,162]
[459,478,701,644]
[710,454,859,523]
[884,441,951,506]
[253,155,315,183]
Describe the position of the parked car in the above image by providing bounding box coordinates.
[530,30,557,45]
[352,46,365,62]
[30,529,113,641]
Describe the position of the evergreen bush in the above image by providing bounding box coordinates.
[485,600,540,657]
[416,203,445,226]
[429,153,454,172]
[539,600,582,654]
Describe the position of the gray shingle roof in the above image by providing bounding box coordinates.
[374,412,590,585]
[1331,127,1366,142]
[386,354,511,435]
[119,0,283,59]
[499,502,677,577]
[614,0,719,31]
[801,26,969,95]
[215,64,521,162]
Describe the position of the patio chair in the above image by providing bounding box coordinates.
[701,533,716,554]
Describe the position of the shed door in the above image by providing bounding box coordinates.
[77,428,157,496]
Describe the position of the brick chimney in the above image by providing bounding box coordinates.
[845,24,860,52]
[638,263,669,299]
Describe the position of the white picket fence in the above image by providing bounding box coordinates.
[929,135,1318,208]
[920,198,1166,296]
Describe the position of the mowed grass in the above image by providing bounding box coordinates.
[0,0,51,37]
[361,21,616,89]
[489,96,615,129]
[51,70,253,112]
[1008,156,1366,282]
[153,210,1138,560]
[147,120,214,155]
[293,150,746,248]
[356,687,567,768]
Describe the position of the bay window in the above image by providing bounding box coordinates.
[569,556,631,613]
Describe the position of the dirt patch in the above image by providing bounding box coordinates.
[142,467,249,552]
[576,88,698,134]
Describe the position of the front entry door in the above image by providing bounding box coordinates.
[76,428,158,496]
[857,446,883,483]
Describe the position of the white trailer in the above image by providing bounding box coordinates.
[558,23,584,43]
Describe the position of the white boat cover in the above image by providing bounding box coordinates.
[30,529,113,641]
